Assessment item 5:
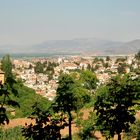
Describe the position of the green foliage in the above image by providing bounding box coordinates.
[22,104,68,140]
[54,73,91,140]
[115,57,126,63]
[44,61,58,80]
[0,76,51,119]
[0,126,25,140]
[55,73,90,113]
[80,70,98,91]
[135,50,140,61]
[34,61,58,76]
[94,74,140,139]
[125,120,140,140]
[1,54,13,78]
[93,57,104,64]
[46,61,58,72]
[103,62,109,68]
[34,62,44,74]
[0,77,19,125]
[93,64,100,71]
[78,112,97,140]
[62,134,87,140]
[117,63,127,74]
[87,64,91,71]
[10,84,51,118]
[106,56,111,61]
[134,68,140,74]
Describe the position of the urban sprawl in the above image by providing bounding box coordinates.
[12,55,138,101]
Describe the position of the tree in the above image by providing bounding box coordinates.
[115,57,126,64]
[80,70,98,91]
[0,55,20,125]
[106,56,111,61]
[78,111,97,140]
[93,57,99,63]
[103,62,109,68]
[117,63,126,74]
[87,64,91,71]
[28,64,33,69]
[94,74,140,140]
[54,73,90,140]
[125,120,140,140]
[34,62,44,74]
[22,104,68,140]
[94,64,100,71]
[0,77,19,125]
[135,50,140,61]
[1,54,13,79]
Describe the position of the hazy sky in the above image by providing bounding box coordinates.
[0,0,140,45]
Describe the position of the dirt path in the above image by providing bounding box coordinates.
[2,108,103,139]
[3,118,35,129]
[3,109,140,139]
[3,117,103,139]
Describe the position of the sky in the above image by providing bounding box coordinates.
[0,0,140,45]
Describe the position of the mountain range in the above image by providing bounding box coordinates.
[0,38,140,55]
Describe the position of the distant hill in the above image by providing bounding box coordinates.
[0,38,140,55]
[32,38,123,55]
[105,39,140,55]
[32,38,140,55]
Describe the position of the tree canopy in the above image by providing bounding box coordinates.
[22,104,67,140]
[54,73,91,140]
[135,50,140,61]
[80,70,98,91]
[34,62,44,74]
[0,77,19,125]
[94,74,140,140]
[1,54,13,79]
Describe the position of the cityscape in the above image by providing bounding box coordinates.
[0,0,140,140]
[12,54,136,101]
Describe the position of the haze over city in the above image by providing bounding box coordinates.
[1,1,140,140]
[0,0,140,47]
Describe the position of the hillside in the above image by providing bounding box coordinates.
[33,38,123,55]
[0,38,140,55]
